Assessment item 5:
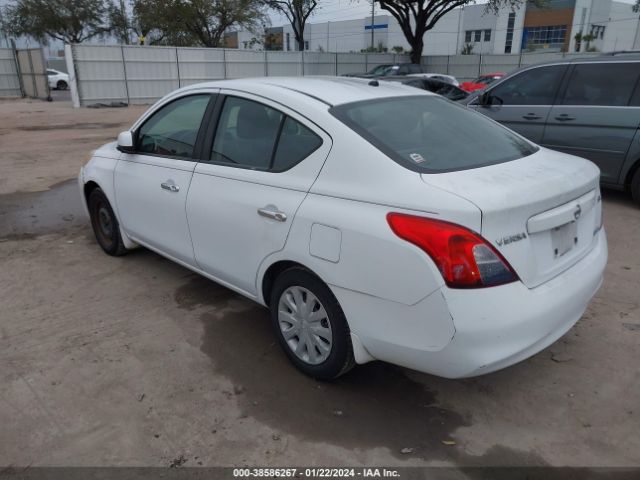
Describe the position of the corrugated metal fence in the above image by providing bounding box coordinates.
[68,44,602,107]
[69,44,412,106]
[0,48,22,97]
[0,46,50,99]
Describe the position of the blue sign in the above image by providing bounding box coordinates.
[365,24,388,30]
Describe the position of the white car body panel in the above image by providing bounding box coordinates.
[79,77,607,378]
[47,69,69,89]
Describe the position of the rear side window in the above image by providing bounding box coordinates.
[272,117,322,171]
[489,65,565,105]
[211,96,322,171]
[562,63,640,106]
[331,96,537,173]
[137,94,210,159]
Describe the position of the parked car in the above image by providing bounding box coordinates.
[460,72,505,92]
[343,63,424,78]
[407,73,459,86]
[381,76,469,101]
[79,77,607,380]
[46,69,69,90]
[463,53,640,204]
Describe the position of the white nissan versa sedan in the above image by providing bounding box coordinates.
[79,77,607,380]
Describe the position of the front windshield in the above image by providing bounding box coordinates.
[330,96,537,173]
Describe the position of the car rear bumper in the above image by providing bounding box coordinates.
[337,229,607,378]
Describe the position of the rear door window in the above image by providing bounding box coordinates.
[211,96,322,171]
[331,96,537,173]
[561,62,640,106]
[489,65,566,105]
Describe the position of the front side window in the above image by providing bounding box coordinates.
[489,65,565,105]
[47,69,56,76]
[137,94,211,159]
[211,96,322,171]
[562,63,640,106]
[331,96,537,173]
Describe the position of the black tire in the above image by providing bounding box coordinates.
[88,187,127,256]
[56,80,68,90]
[269,267,355,380]
[631,168,640,207]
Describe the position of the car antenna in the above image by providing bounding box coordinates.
[368,80,379,87]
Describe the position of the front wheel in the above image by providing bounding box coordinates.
[88,187,127,256]
[56,80,68,90]
[269,268,355,380]
[631,168,640,207]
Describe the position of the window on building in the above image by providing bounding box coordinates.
[505,12,516,54]
[474,30,481,42]
[484,29,491,42]
[465,30,472,43]
[304,40,309,51]
[524,25,567,50]
[286,33,290,51]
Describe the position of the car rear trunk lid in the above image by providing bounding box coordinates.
[421,148,602,288]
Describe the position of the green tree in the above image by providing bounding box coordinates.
[108,0,131,44]
[131,0,266,47]
[376,0,547,64]
[266,0,318,52]
[2,0,111,43]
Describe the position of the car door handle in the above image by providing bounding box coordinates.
[160,182,179,192]
[257,207,287,222]
[522,113,541,120]
[555,114,576,122]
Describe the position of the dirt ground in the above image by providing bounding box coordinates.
[1,98,639,470]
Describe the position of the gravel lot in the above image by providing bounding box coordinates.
[1,98,639,469]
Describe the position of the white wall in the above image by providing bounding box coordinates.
[603,1,640,52]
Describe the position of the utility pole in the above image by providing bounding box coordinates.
[455,6,464,54]
[370,1,375,50]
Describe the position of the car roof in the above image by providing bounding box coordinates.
[521,52,640,68]
[179,76,432,107]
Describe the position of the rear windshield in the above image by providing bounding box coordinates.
[330,95,537,173]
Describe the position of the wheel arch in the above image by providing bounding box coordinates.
[261,260,317,307]
[624,157,640,190]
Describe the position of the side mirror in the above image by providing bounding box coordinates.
[117,131,135,153]
[479,91,491,106]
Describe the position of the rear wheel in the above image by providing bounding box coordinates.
[56,80,68,90]
[269,268,355,380]
[88,188,127,256]
[631,168,640,207]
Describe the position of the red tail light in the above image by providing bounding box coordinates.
[387,213,518,289]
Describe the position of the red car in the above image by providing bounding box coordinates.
[460,72,506,93]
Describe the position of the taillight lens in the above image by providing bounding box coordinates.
[387,213,518,289]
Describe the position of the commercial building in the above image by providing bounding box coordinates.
[232,0,640,55]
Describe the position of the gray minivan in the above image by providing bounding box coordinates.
[464,53,640,205]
